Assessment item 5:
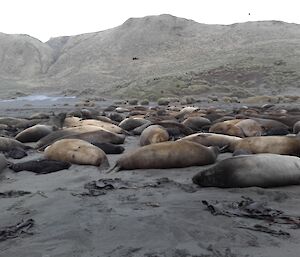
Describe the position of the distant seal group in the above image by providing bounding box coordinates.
[1,99,300,189]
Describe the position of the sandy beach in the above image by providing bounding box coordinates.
[0,96,300,257]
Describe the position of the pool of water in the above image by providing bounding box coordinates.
[0,94,76,102]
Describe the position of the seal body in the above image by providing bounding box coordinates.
[209,120,245,137]
[119,118,149,131]
[179,133,242,151]
[192,154,300,188]
[15,124,55,143]
[231,136,300,156]
[9,160,71,174]
[91,142,125,154]
[36,125,111,149]
[140,125,169,146]
[110,140,218,171]
[0,137,30,152]
[45,139,109,167]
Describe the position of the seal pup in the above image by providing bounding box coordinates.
[9,160,71,174]
[108,140,218,172]
[192,154,300,188]
[45,139,109,168]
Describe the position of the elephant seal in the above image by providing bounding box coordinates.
[209,120,245,137]
[140,125,169,146]
[0,154,8,173]
[192,154,300,188]
[70,119,127,134]
[29,112,50,120]
[91,142,125,154]
[119,118,149,131]
[9,159,71,174]
[0,137,31,152]
[251,118,289,136]
[179,133,242,151]
[4,148,27,159]
[235,119,263,137]
[108,140,218,172]
[38,129,125,151]
[36,125,110,149]
[132,121,153,135]
[15,125,55,143]
[45,139,109,168]
[156,121,194,137]
[182,117,211,131]
[293,121,300,134]
[231,136,300,156]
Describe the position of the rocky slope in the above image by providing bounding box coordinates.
[0,14,299,99]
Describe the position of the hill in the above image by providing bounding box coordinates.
[0,14,299,100]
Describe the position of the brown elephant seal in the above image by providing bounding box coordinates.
[192,154,300,188]
[119,118,149,131]
[235,119,264,137]
[156,121,194,137]
[37,128,125,150]
[132,121,153,135]
[15,125,55,143]
[251,118,289,136]
[179,133,242,151]
[91,142,125,154]
[107,112,125,123]
[29,113,50,120]
[35,125,110,149]
[9,159,71,174]
[67,119,127,134]
[209,119,245,137]
[140,125,169,146]
[230,136,300,156]
[0,117,29,127]
[108,140,218,172]
[182,117,211,131]
[45,139,109,168]
[175,107,199,119]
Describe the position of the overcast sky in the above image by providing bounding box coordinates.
[0,0,299,42]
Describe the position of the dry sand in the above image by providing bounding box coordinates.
[0,97,300,257]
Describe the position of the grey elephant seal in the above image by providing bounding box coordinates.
[9,160,71,174]
[45,139,109,168]
[140,125,169,146]
[108,140,218,172]
[192,154,300,188]
[15,125,55,143]
[0,154,8,173]
[0,137,31,152]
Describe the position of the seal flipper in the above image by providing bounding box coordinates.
[98,157,110,171]
[106,163,121,173]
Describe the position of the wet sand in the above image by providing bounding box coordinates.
[0,97,300,257]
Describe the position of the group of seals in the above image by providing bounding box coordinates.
[2,102,300,190]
